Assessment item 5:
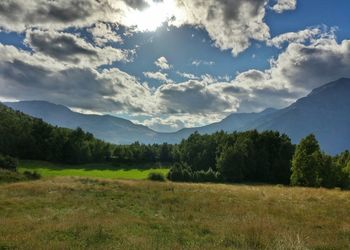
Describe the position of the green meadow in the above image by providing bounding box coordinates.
[18,161,169,180]
[1,177,350,249]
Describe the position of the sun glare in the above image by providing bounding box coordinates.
[125,0,178,32]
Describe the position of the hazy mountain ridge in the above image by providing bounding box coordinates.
[4,78,350,154]
[4,101,158,144]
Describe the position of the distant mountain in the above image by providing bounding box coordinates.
[153,108,278,143]
[4,78,350,154]
[4,101,158,144]
[251,78,350,154]
[4,100,274,145]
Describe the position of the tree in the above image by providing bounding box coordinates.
[290,134,322,186]
[217,145,246,182]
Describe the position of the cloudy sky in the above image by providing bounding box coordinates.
[0,0,350,132]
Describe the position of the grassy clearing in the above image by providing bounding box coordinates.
[1,177,350,249]
[18,161,169,180]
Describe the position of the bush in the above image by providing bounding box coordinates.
[193,168,221,183]
[0,169,41,184]
[148,172,166,182]
[0,154,18,171]
[167,163,193,182]
[23,171,41,180]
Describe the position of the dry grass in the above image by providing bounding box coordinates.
[1,177,350,249]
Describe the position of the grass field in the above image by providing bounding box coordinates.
[18,161,169,180]
[1,177,350,249]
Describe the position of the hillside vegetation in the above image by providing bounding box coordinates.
[1,177,350,249]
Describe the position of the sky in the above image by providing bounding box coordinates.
[0,0,350,132]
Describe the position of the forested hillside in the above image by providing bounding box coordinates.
[0,103,112,163]
[0,103,175,164]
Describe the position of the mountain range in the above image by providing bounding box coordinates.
[4,78,350,154]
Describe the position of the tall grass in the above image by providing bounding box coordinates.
[1,177,350,249]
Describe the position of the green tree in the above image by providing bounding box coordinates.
[217,145,246,182]
[291,134,323,187]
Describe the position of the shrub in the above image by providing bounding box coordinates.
[193,168,221,183]
[0,169,41,184]
[148,172,166,182]
[167,163,193,182]
[0,154,18,171]
[23,171,41,180]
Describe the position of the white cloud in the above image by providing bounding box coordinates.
[154,56,171,70]
[143,71,173,83]
[230,36,350,112]
[267,28,321,48]
[272,0,297,13]
[176,71,200,80]
[87,22,123,46]
[192,60,215,66]
[171,0,271,56]
[143,113,225,132]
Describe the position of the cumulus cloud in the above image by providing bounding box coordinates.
[176,71,200,80]
[142,113,225,132]
[267,28,321,48]
[171,0,271,56]
[0,0,111,31]
[87,22,123,46]
[272,0,297,13]
[0,44,154,114]
[155,80,240,114]
[24,29,131,68]
[0,0,161,32]
[230,36,350,111]
[143,71,173,83]
[154,56,171,70]
[0,0,293,56]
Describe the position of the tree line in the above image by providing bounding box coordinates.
[168,132,350,188]
[1,103,350,188]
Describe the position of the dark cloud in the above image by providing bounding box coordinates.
[156,80,239,114]
[26,30,97,63]
[0,0,111,31]
[124,0,149,10]
[24,29,131,67]
[217,0,266,22]
[0,46,152,114]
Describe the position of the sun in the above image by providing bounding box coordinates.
[125,0,178,32]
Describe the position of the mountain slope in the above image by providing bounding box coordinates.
[251,78,350,154]
[4,101,158,144]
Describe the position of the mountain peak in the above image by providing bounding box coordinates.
[308,77,350,97]
[4,100,71,113]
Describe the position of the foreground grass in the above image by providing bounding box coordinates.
[18,161,169,180]
[1,177,350,249]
